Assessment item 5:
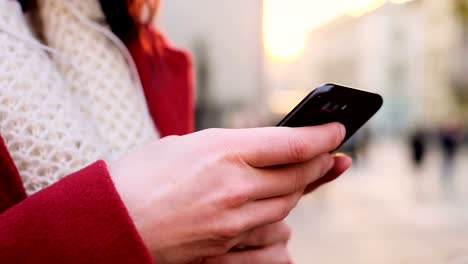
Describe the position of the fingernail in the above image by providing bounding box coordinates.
[332,153,347,158]
[338,124,346,140]
[332,153,353,167]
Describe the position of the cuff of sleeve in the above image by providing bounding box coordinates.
[0,160,154,264]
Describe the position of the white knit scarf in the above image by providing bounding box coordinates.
[0,0,159,194]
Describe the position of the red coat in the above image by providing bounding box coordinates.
[0,25,194,263]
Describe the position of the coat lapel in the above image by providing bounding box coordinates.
[127,26,194,137]
[0,136,26,213]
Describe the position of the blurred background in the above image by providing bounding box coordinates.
[158,0,468,263]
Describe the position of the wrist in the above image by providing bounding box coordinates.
[108,160,153,255]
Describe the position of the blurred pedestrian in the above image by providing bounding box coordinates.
[439,120,463,193]
[407,126,429,198]
[409,127,427,169]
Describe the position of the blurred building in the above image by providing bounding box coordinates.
[453,0,468,115]
[266,0,463,136]
[157,0,265,129]
[158,0,468,132]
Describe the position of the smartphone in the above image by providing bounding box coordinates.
[277,83,383,148]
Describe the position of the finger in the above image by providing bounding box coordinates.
[236,221,291,248]
[304,153,352,195]
[229,123,345,167]
[236,190,303,231]
[204,243,291,264]
[248,153,335,199]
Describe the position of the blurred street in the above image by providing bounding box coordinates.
[288,141,468,264]
[159,1,468,262]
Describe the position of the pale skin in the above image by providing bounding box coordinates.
[110,123,352,264]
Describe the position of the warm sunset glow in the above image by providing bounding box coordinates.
[345,0,386,17]
[263,0,414,61]
[268,89,310,115]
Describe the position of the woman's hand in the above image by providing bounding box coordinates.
[201,221,293,264]
[109,123,347,264]
[199,154,352,264]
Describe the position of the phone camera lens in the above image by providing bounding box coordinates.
[321,102,338,112]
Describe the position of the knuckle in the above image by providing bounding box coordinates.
[318,154,333,175]
[220,187,250,208]
[276,245,293,264]
[249,227,270,246]
[206,132,243,165]
[275,199,293,221]
[220,142,244,164]
[215,218,246,240]
[253,232,269,246]
[285,227,292,241]
[275,193,301,221]
[287,134,309,162]
[209,242,232,256]
[291,164,308,191]
[268,244,292,264]
[280,253,293,264]
[278,222,292,241]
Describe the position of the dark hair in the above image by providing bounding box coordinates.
[19,0,35,11]
[18,0,156,42]
[99,0,158,41]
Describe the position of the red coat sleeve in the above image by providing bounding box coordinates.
[0,161,154,264]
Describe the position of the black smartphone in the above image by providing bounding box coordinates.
[277,83,383,148]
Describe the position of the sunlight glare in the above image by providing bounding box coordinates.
[345,0,387,17]
[263,0,415,61]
